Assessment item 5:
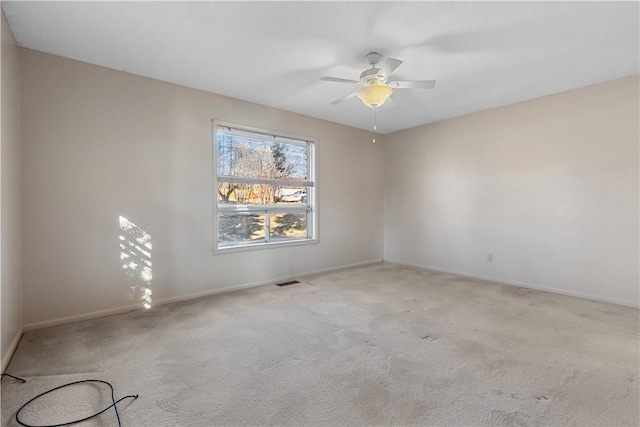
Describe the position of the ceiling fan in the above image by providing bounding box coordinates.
[320,51,436,108]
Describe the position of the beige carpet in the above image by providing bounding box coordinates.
[2,262,638,426]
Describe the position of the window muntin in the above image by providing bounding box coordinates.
[214,123,316,252]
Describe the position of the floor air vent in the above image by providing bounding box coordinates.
[275,280,300,287]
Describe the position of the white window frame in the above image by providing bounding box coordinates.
[212,120,319,254]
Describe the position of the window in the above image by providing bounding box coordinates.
[213,122,317,253]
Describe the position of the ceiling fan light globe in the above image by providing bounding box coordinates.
[356,84,393,108]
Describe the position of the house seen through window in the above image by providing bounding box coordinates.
[213,123,317,252]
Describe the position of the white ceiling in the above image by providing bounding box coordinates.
[3,1,639,134]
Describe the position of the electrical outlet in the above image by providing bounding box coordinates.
[487,253,494,262]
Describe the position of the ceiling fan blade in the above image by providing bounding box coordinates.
[330,91,358,105]
[377,58,403,78]
[320,76,359,84]
[388,80,436,89]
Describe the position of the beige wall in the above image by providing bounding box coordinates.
[384,75,639,306]
[11,44,640,333]
[1,10,23,369]
[20,49,384,327]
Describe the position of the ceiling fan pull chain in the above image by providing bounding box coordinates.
[372,107,377,143]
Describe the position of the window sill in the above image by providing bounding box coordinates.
[213,238,320,255]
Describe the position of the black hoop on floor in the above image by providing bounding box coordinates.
[1,373,26,383]
[15,379,138,427]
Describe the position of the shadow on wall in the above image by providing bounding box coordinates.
[119,216,152,309]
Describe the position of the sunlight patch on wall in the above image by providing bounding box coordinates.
[119,216,153,309]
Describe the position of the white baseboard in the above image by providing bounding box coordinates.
[23,304,143,332]
[386,260,639,309]
[153,258,383,307]
[23,259,383,332]
[2,327,24,373]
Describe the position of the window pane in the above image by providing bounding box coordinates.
[270,212,308,241]
[217,132,308,181]
[218,183,308,206]
[218,213,266,247]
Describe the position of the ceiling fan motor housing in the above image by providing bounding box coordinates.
[361,51,388,85]
[360,68,386,85]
